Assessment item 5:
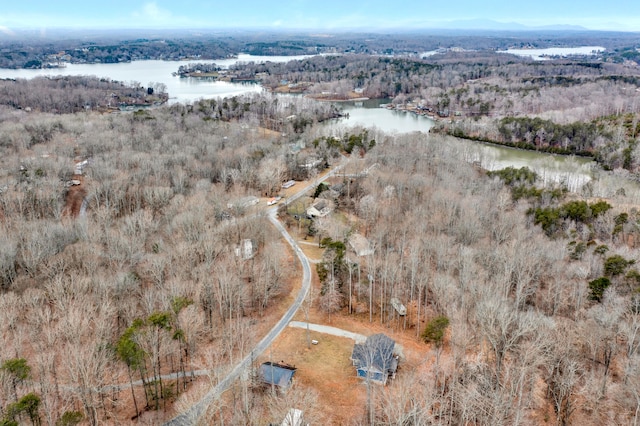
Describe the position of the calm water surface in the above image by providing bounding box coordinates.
[0,54,311,103]
[332,99,593,189]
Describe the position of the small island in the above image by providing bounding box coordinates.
[174,63,222,78]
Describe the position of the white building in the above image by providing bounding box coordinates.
[234,239,256,260]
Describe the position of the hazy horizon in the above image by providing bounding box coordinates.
[1,1,639,34]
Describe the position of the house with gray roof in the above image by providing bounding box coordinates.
[306,199,332,218]
[350,334,398,385]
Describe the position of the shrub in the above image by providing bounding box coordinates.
[604,254,634,277]
[568,241,586,260]
[421,315,450,347]
[487,166,537,186]
[561,200,590,222]
[589,277,611,302]
[590,200,612,217]
[626,269,640,286]
[594,244,609,255]
[532,207,561,236]
[56,411,83,426]
[3,392,40,425]
[615,212,629,226]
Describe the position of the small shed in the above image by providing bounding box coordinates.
[234,239,255,260]
[259,362,297,389]
[390,298,407,316]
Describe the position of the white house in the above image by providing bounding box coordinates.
[302,158,322,169]
[306,199,332,218]
[74,159,89,175]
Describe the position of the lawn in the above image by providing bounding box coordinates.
[260,328,366,425]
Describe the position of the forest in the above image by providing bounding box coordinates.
[0,76,168,113]
[2,29,640,69]
[2,30,640,425]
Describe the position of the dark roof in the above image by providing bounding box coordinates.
[351,334,396,373]
[259,362,296,388]
[313,200,327,210]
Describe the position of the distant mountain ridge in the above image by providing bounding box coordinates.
[430,19,589,31]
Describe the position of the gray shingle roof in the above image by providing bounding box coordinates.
[259,362,296,388]
[351,333,396,373]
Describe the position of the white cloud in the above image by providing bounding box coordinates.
[0,25,16,36]
[132,2,174,24]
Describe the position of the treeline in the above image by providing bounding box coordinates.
[0,37,235,69]
[419,52,640,119]
[497,116,602,154]
[0,76,167,113]
[233,54,436,97]
[0,32,340,69]
[443,110,640,171]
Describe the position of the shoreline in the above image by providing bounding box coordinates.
[305,95,370,102]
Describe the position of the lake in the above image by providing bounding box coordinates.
[335,99,436,134]
[0,54,312,104]
[0,56,594,188]
[332,99,593,190]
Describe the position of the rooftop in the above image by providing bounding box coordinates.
[351,333,396,374]
[259,362,297,388]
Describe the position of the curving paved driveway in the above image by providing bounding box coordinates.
[164,160,345,425]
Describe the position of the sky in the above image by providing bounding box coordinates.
[0,0,639,33]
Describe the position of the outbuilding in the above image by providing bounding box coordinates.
[259,362,297,390]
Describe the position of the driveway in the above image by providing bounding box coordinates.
[288,321,404,358]
[288,321,367,343]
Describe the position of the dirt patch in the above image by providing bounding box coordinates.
[257,127,282,138]
[62,174,87,218]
